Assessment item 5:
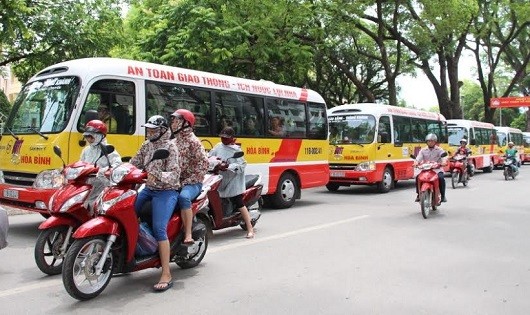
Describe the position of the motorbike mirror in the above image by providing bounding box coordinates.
[441,152,448,158]
[232,151,244,159]
[101,145,115,155]
[53,145,62,158]
[144,149,170,170]
[410,154,416,159]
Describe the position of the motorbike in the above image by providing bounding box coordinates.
[61,149,210,300]
[34,145,114,275]
[449,154,469,189]
[203,152,262,234]
[414,152,447,219]
[503,156,519,180]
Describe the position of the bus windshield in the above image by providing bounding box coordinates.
[524,135,530,148]
[497,132,507,146]
[329,114,376,145]
[6,76,79,134]
[447,126,468,146]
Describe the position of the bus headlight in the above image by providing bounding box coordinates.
[355,161,376,171]
[0,170,4,184]
[34,169,65,188]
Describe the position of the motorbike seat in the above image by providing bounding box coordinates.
[245,174,259,189]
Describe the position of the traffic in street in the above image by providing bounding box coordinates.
[1,166,529,314]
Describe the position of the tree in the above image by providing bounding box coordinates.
[0,90,10,118]
[1,0,129,83]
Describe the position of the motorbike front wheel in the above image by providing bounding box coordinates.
[420,190,432,219]
[504,168,510,181]
[34,226,70,275]
[62,236,114,301]
[451,171,459,189]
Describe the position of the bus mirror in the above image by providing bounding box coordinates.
[53,145,62,158]
[470,139,476,145]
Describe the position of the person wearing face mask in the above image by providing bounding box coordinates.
[80,120,122,213]
[130,115,180,292]
[208,127,255,239]
[169,109,209,245]
[414,133,447,203]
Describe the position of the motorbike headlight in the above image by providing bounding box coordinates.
[65,166,84,181]
[355,161,376,171]
[59,190,89,213]
[110,165,130,184]
[34,169,65,188]
[96,189,136,215]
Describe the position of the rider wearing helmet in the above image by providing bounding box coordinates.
[505,141,520,167]
[81,120,122,212]
[170,109,209,245]
[130,115,180,292]
[454,138,473,177]
[414,133,447,203]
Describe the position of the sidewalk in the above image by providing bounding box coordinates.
[2,205,33,216]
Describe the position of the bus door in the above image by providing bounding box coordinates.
[70,78,139,163]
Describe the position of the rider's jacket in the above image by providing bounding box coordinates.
[416,145,446,173]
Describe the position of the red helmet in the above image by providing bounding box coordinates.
[84,119,107,136]
[171,109,195,127]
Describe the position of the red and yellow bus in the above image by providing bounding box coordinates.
[0,58,329,214]
[446,119,497,173]
[522,132,530,164]
[493,126,524,167]
[327,103,448,192]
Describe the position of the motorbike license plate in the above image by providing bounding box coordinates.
[3,189,19,199]
[330,171,346,177]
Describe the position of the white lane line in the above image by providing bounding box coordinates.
[0,214,369,298]
[210,214,370,253]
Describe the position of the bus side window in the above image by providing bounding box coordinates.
[378,116,391,143]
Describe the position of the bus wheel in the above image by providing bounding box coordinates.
[377,167,393,193]
[326,183,340,192]
[270,173,297,209]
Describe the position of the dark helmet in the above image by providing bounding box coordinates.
[84,119,108,136]
[142,115,169,129]
[171,109,195,127]
[219,127,235,138]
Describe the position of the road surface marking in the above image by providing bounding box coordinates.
[0,214,369,298]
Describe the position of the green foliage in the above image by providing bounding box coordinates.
[0,90,11,118]
[1,0,129,83]
[510,113,526,131]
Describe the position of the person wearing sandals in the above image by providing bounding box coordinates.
[130,115,180,292]
[170,109,209,245]
[208,127,255,239]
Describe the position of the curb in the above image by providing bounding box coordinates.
[1,206,34,216]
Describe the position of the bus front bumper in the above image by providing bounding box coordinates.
[328,169,379,185]
[0,184,57,214]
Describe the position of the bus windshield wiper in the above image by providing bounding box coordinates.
[2,126,19,140]
[26,126,49,140]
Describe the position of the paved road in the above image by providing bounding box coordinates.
[1,166,529,314]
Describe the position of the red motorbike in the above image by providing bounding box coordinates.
[201,152,262,234]
[34,145,114,275]
[415,152,447,219]
[449,154,469,189]
[61,149,209,300]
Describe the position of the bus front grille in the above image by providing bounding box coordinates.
[329,164,358,171]
[2,171,37,187]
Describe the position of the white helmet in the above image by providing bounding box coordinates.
[460,138,467,144]
[508,141,514,146]
[425,133,438,142]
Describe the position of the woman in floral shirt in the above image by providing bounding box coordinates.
[130,115,180,292]
[170,109,209,245]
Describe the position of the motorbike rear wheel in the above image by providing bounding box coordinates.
[62,236,114,301]
[34,226,70,275]
[176,217,208,269]
[451,171,459,189]
[420,190,432,219]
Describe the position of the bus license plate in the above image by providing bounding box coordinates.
[3,189,19,199]
[330,171,345,177]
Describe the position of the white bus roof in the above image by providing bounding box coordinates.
[447,119,494,129]
[328,103,446,121]
[30,57,325,103]
[494,126,522,133]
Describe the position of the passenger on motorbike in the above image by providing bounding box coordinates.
[130,115,180,292]
[414,133,448,203]
[505,141,520,169]
[170,109,209,245]
[453,138,473,177]
[81,120,122,213]
[208,127,255,239]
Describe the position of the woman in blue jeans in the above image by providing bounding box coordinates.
[130,115,180,292]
